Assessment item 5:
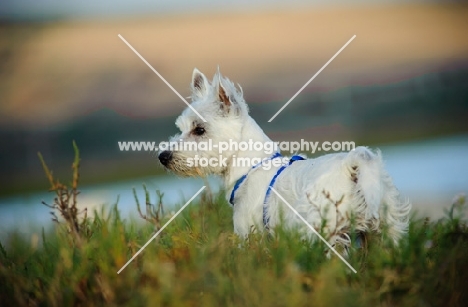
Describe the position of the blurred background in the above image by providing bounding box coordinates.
[1,0,467,234]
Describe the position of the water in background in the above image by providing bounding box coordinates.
[0,134,467,239]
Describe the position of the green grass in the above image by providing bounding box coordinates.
[1,147,467,306]
[1,192,467,306]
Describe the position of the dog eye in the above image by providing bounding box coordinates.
[193,126,205,136]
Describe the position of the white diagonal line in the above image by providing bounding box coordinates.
[268,35,356,122]
[118,34,207,122]
[117,186,206,274]
[270,187,357,273]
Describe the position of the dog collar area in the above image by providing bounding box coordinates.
[228,153,305,227]
[229,152,282,206]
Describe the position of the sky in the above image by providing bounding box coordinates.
[0,0,440,21]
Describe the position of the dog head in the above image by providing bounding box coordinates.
[158,68,249,177]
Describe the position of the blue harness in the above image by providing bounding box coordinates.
[229,153,305,228]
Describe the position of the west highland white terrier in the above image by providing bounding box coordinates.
[159,68,411,251]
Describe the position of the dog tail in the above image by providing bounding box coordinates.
[349,147,383,222]
[350,147,411,242]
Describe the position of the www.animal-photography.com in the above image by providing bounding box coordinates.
[1,1,467,306]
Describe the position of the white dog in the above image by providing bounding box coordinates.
[159,68,411,251]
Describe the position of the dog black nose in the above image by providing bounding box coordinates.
[158,151,173,166]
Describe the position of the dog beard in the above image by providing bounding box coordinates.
[165,160,205,177]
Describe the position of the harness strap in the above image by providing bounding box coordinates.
[228,153,305,229]
[229,152,282,206]
[263,155,305,227]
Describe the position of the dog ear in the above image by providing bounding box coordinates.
[215,67,245,116]
[218,80,231,107]
[191,68,209,99]
[216,68,237,108]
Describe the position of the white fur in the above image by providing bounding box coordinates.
[160,68,411,249]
